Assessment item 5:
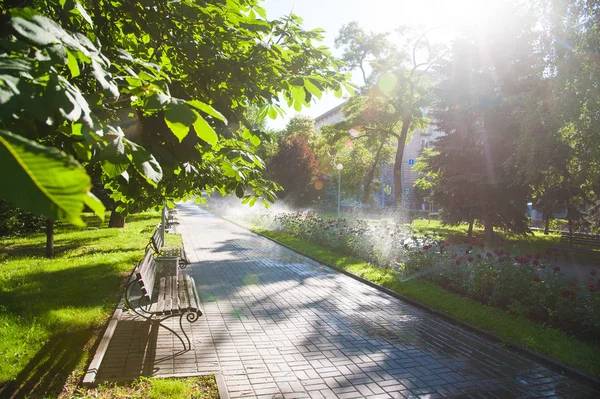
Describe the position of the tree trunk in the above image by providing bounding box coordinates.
[109,210,126,228]
[484,214,494,243]
[361,140,386,204]
[45,219,54,258]
[543,218,550,235]
[393,116,412,210]
[567,213,574,248]
[467,218,474,238]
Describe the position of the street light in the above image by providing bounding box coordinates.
[336,163,343,217]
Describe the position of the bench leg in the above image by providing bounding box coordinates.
[158,311,201,352]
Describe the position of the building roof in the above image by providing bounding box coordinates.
[314,101,346,123]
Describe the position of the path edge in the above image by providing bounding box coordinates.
[222,216,600,390]
[82,297,124,386]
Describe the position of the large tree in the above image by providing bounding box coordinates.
[0,0,352,232]
[334,24,443,209]
[418,6,540,242]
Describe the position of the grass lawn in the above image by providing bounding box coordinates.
[0,211,184,398]
[68,376,218,399]
[253,226,600,378]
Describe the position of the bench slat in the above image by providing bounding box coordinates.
[178,275,189,312]
[136,250,156,301]
[156,277,166,315]
[171,275,179,313]
[164,275,172,314]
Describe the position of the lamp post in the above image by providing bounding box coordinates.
[336,163,343,217]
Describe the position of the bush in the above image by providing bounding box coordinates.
[0,201,46,237]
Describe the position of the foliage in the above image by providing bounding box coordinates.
[267,135,321,206]
[0,200,46,237]
[0,0,352,225]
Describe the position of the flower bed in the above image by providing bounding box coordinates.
[266,211,600,342]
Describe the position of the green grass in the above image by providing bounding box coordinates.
[68,376,219,399]
[254,227,600,378]
[0,212,182,398]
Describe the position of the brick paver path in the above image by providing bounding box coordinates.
[97,205,600,398]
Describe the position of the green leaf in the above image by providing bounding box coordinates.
[164,103,196,142]
[127,141,162,187]
[10,15,58,46]
[187,100,228,124]
[267,105,278,120]
[304,78,322,99]
[66,48,80,78]
[0,129,99,226]
[74,2,94,28]
[235,185,244,198]
[192,110,218,146]
[250,135,261,146]
[334,85,343,98]
[83,192,105,220]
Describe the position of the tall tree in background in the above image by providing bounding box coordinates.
[267,135,321,206]
[334,24,443,210]
[418,6,539,241]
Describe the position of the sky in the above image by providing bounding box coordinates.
[262,0,508,130]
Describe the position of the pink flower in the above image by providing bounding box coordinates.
[370,244,375,249]
[588,284,598,292]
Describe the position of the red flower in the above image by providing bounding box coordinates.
[444,242,451,247]
[560,289,574,299]
[532,259,539,266]
[423,245,432,251]
[591,269,597,276]
[532,275,541,283]
[588,284,598,292]
[553,266,561,272]
[467,245,473,250]
[455,260,461,265]
[486,252,493,257]
[468,256,474,262]
[477,254,482,259]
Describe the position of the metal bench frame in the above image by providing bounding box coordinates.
[124,249,202,351]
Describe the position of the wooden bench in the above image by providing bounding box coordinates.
[147,224,190,268]
[125,249,202,351]
[550,232,600,254]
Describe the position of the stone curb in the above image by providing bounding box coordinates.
[82,297,124,386]
[221,216,600,390]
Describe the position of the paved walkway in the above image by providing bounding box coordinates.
[97,205,599,398]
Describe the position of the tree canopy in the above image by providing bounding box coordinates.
[0,0,353,225]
